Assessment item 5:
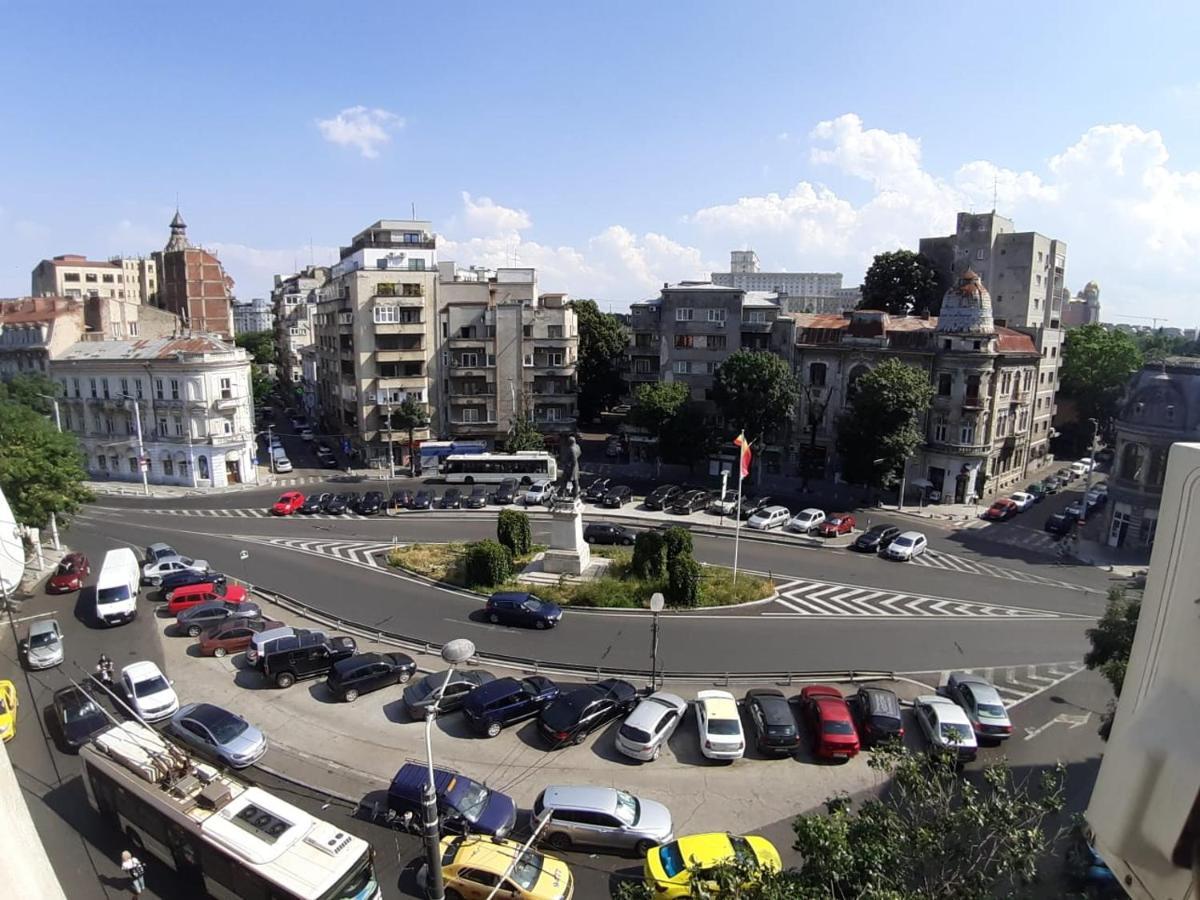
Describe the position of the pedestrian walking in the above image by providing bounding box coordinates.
[120,850,146,897]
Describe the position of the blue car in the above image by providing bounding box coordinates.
[463,676,560,737]
[387,763,516,839]
[484,591,563,629]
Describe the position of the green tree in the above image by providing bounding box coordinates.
[1085,587,1141,697]
[463,540,512,588]
[496,508,532,557]
[661,526,693,562]
[251,370,274,407]
[1059,324,1143,434]
[0,402,93,526]
[711,351,800,447]
[836,359,935,489]
[504,416,545,453]
[859,249,945,316]
[665,554,701,608]
[571,299,628,422]
[0,373,61,416]
[631,531,667,581]
[659,403,718,470]
[234,330,277,367]
[630,381,691,468]
[389,397,431,475]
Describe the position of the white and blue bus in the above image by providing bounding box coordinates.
[418,440,487,473]
[441,451,558,485]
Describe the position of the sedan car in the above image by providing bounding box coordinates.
[601,484,633,508]
[788,508,826,534]
[644,832,781,899]
[326,652,417,702]
[426,836,571,900]
[409,489,435,511]
[121,660,179,723]
[162,570,228,600]
[485,592,563,629]
[582,477,611,502]
[196,617,284,658]
[534,784,674,856]
[389,489,414,510]
[299,492,333,514]
[817,513,855,537]
[1041,475,1062,494]
[51,685,109,750]
[746,505,789,530]
[852,524,901,553]
[438,487,462,509]
[848,686,904,747]
[166,702,267,768]
[176,601,262,637]
[299,427,314,442]
[643,485,682,511]
[166,582,248,616]
[462,485,489,509]
[799,685,860,761]
[271,491,305,516]
[884,531,927,560]
[1045,512,1075,536]
[914,695,978,761]
[355,491,385,515]
[942,672,1013,741]
[695,690,745,760]
[744,688,800,755]
[47,552,90,593]
[22,618,64,669]
[984,498,1019,521]
[615,691,687,762]
[584,522,637,545]
[669,490,710,514]
[1065,499,1086,520]
[707,492,738,516]
[141,555,209,586]
[403,669,496,719]
[1009,491,1036,512]
[316,448,339,469]
[539,678,638,747]
[491,478,519,504]
[325,493,353,515]
[463,676,560,737]
[737,496,773,520]
[144,542,178,565]
[1024,482,1048,502]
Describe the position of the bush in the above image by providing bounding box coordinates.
[464,540,512,587]
[631,531,666,581]
[497,508,532,557]
[666,554,701,607]
[660,526,693,562]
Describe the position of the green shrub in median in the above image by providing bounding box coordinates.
[464,539,512,588]
[631,530,667,580]
[661,525,693,562]
[666,553,702,607]
[497,508,532,556]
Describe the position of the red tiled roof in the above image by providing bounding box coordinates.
[789,313,850,329]
[996,327,1038,354]
[48,256,120,269]
[0,297,80,324]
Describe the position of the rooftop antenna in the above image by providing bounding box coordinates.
[992,173,998,214]
[411,201,416,220]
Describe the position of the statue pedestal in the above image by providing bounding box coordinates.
[542,498,591,576]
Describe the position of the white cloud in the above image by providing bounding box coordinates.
[315,106,403,159]
[207,241,338,297]
[460,192,532,236]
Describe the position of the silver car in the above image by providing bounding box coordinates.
[615,691,687,761]
[143,542,177,565]
[167,702,267,768]
[534,785,673,855]
[141,555,209,586]
[23,618,64,669]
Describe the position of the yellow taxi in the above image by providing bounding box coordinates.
[0,680,18,742]
[643,831,781,898]
[433,835,573,900]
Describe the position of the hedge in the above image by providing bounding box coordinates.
[631,531,667,581]
[497,508,532,556]
[666,553,702,607]
[464,539,512,587]
[661,525,693,562]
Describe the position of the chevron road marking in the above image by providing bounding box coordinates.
[234,536,401,570]
[905,661,1088,710]
[908,548,1096,592]
[763,579,1079,619]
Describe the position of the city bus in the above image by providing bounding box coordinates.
[441,451,558,484]
[417,440,487,473]
[80,721,380,900]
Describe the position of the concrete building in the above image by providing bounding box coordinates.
[50,336,258,488]
[1061,280,1101,327]
[31,254,157,305]
[272,265,330,388]
[231,297,274,335]
[712,250,843,297]
[312,220,438,468]
[435,262,578,446]
[151,211,236,338]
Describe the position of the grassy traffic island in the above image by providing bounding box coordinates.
[386,512,774,609]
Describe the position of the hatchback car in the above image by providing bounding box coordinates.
[582,477,611,502]
[167,582,248,616]
[409,489,435,510]
[695,690,745,760]
[1009,491,1036,512]
[746,505,789,530]
[669,490,710,514]
[1065,499,1086,520]
[744,688,800,755]
[325,493,353,515]
[818,513,855,537]
[942,672,1013,741]
[539,679,638,747]
[737,496,773,520]
[852,524,901,553]
[485,592,563,629]
[788,508,826,534]
[615,692,687,762]
[47,552,90,593]
[644,832,781,899]
[601,484,633,507]
[463,485,489,509]
[389,489,414,510]
[121,660,179,723]
[584,523,637,545]
[355,491,385,515]
[325,652,417,702]
[463,676,560,737]
[524,480,556,506]
[914,695,978,761]
[299,492,332,514]
[403,669,496,719]
[22,618,65,669]
[391,767,517,840]
[642,485,682,511]
[707,492,738,516]
[491,478,519,504]
[799,685,860,761]
[439,487,462,509]
[196,617,284,658]
[1025,482,1048,502]
[1042,475,1062,493]
[984,498,1019,521]
[847,686,904,747]
[535,785,674,856]
[142,555,209,586]
[425,836,569,900]
[52,685,109,750]
[884,531,927,560]
[144,543,178,565]
[177,600,262,637]
[271,491,305,516]
[166,702,267,768]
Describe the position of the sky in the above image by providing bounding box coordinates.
[2,1,1199,325]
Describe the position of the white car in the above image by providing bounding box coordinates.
[747,505,789,530]
[695,690,745,760]
[121,661,180,723]
[615,691,688,761]
[788,508,826,534]
[1069,461,1090,478]
[914,695,977,761]
[300,427,314,441]
[1008,491,1035,512]
[1076,457,1097,473]
[884,531,927,560]
[524,480,556,506]
[141,555,209,586]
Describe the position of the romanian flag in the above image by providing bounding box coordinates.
[734,432,752,479]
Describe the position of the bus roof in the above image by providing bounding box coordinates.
[443,451,553,461]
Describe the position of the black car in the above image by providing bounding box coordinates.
[52,685,110,750]
[538,679,638,747]
[410,489,435,510]
[848,686,904,747]
[262,634,358,688]
[462,676,560,737]
[643,485,682,511]
[485,592,563,629]
[491,478,519,504]
[390,489,414,510]
[439,488,462,509]
[582,477,611,503]
[300,492,333,514]
[601,484,633,508]
[739,496,773,520]
[669,489,710,514]
[403,669,496,719]
[325,652,417,702]
[1045,512,1075,536]
[326,493,353,515]
[744,688,801,755]
[177,601,263,637]
[463,485,488,509]
[852,524,902,553]
[160,568,228,596]
[316,446,339,468]
[583,522,636,545]
[356,491,384,515]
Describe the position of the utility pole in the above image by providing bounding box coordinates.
[123,395,150,496]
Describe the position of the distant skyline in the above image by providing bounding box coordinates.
[2,2,1198,325]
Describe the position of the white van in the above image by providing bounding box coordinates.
[272,447,293,473]
[95,547,140,626]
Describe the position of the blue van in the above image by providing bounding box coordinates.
[387,763,516,839]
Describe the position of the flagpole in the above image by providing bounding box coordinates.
[732,448,745,584]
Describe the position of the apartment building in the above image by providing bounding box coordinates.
[712,250,843,297]
[151,211,236,338]
[50,336,257,488]
[231,297,274,335]
[272,265,330,387]
[32,254,158,305]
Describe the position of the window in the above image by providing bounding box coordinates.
[461,408,480,424]
[222,419,233,434]
[97,454,107,470]
[996,411,1008,436]
[1000,372,1012,394]
[809,362,827,386]
[547,325,563,338]
[1050,346,1057,358]
[102,378,110,399]
[523,325,532,337]
[120,377,129,397]
[89,378,98,399]
[128,456,138,473]
[406,258,426,271]
[157,417,168,436]
[289,326,301,336]
[63,272,80,283]
[634,358,653,374]
[102,273,114,283]
[85,273,98,283]
[706,308,726,324]
[220,378,232,399]
[155,378,164,400]
[960,419,976,444]
[173,416,183,437]
[675,334,695,349]
[675,308,694,322]
[933,417,948,442]
[170,379,180,400]
[458,353,478,368]
[541,407,562,422]
[1121,443,1145,482]
[72,377,80,398]
[1166,404,1176,424]
[163,457,174,476]
[937,373,952,396]
[373,305,400,324]
[486,354,496,366]
[547,351,564,367]
[975,248,985,260]
[744,310,767,324]
[673,361,690,375]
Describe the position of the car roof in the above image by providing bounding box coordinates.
[184,702,238,728]
[798,508,823,516]
[540,784,623,815]
[749,691,793,722]
[29,618,61,636]
[860,687,901,715]
[920,697,972,724]
[896,530,924,540]
[489,591,533,603]
[122,660,163,680]
[332,652,383,673]
[625,693,683,728]
[698,692,738,719]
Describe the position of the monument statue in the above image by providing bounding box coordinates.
[556,435,582,499]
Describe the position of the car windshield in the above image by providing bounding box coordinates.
[658,842,686,878]
[133,675,169,697]
[522,599,548,612]
[63,696,101,723]
[870,714,898,731]
[823,720,855,735]
[204,712,249,743]
[614,790,639,825]
[892,537,913,548]
[977,702,1007,719]
[57,560,78,574]
[708,718,741,735]
[450,781,490,822]
[29,630,57,648]
[276,495,291,504]
[939,722,974,742]
[509,850,544,892]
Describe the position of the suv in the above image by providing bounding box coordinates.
[261,633,358,688]
[485,592,563,629]
[491,478,519,504]
[462,676,560,737]
[387,762,516,839]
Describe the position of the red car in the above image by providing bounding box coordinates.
[47,552,90,593]
[799,685,861,761]
[167,582,248,616]
[197,617,284,657]
[984,498,1019,521]
[272,491,305,515]
[818,514,856,537]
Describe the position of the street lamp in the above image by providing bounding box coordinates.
[649,592,664,691]
[119,394,150,496]
[423,638,476,900]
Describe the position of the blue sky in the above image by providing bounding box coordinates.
[3,1,1199,324]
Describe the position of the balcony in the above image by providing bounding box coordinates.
[373,319,425,335]
[739,320,773,333]
[447,362,494,377]
[532,334,572,346]
[206,432,248,448]
[927,437,991,456]
[375,348,424,364]
[448,386,496,399]
[962,395,986,411]
[373,284,426,299]
[213,394,243,412]
[447,334,490,347]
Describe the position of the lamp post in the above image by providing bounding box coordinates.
[423,638,476,900]
[649,591,664,691]
[120,394,150,496]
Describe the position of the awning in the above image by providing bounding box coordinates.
[911,478,934,488]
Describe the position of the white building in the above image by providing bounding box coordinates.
[272,265,330,386]
[31,254,158,305]
[50,336,259,488]
[712,250,844,297]
[232,297,274,335]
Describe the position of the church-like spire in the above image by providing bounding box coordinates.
[165,208,190,251]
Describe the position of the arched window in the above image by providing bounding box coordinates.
[1147,447,1168,488]
[198,455,209,480]
[1121,442,1144,483]
[846,365,870,402]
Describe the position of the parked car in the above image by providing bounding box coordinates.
[485,591,563,629]
[176,600,262,637]
[22,618,65,669]
[403,669,496,719]
[817,514,855,537]
[695,690,745,761]
[463,676,560,737]
[166,702,267,768]
[534,784,674,855]
[643,485,682,511]
[884,531,927,560]
[409,489,435,510]
[913,695,978,761]
[1042,475,1062,494]
[421,837,567,899]
[299,427,314,442]
[121,660,179,723]
[847,686,904,747]
[524,480,556,506]
[539,679,638,747]
[1070,461,1090,478]
[389,764,516,839]
[317,448,339,469]
[143,543,178,565]
[491,478,519,504]
[615,692,687,762]
[1058,467,1079,483]
[605,435,623,457]
[582,477,611,502]
[262,634,358,688]
[162,570,228,601]
[389,489,414,510]
[747,505,789,530]
[852,524,901,553]
[584,523,637,545]
[196,617,284,658]
[272,491,305,516]
[51,685,109,750]
[356,491,385,515]
[1065,499,1086,520]
[1045,512,1075,536]
[799,685,860,761]
[0,680,15,742]
[1024,482,1048,502]
[744,688,800,755]
[325,493,353,515]
[707,492,738,516]
[787,508,826,534]
[669,490,710,514]
[439,487,462,509]
[248,628,342,668]
[325,652,416,702]
[463,485,489,509]
[46,552,90,593]
[1085,486,1108,508]
[601,484,633,508]
[167,582,248,617]
[984,498,1019,521]
[738,496,773,520]
[942,672,1013,741]
[142,555,209,586]
[299,492,333,514]
[643,832,781,899]
[1009,491,1036,512]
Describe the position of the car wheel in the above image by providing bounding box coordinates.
[547,832,572,851]
[486,721,502,738]
[464,477,474,485]
[650,743,661,761]
[213,647,227,658]
[489,613,500,624]
[622,538,634,546]
[344,689,359,702]
[535,620,546,630]
[275,672,295,689]
[585,535,595,543]
[188,625,201,638]
[398,670,413,684]
[635,839,656,856]
[571,731,586,746]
